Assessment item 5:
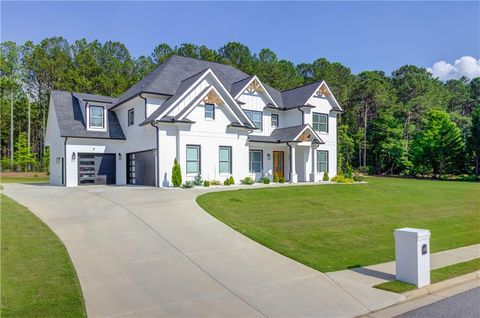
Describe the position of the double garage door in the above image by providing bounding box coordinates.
[127,150,156,186]
[78,150,155,186]
[78,153,116,185]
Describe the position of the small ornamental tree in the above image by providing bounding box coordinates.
[171,159,182,187]
[323,172,329,181]
[14,133,36,172]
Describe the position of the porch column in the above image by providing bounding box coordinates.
[310,145,317,182]
[290,144,298,183]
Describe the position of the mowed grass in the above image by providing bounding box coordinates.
[1,194,86,317]
[197,177,480,272]
[0,172,48,184]
[374,258,480,293]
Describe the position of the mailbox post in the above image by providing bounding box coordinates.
[394,228,431,287]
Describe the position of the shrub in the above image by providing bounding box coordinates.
[353,174,364,182]
[1,157,11,171]
[344,162,353,179]
[331,175,354,184]
[459,175,479,182]
[228,176,235,185]
[182,180,193,188]
[210,180,221,185]
[193,174,203,186]
[33,173,38,178]
[203,180,210,187]
[261,177,270,184]
[273,173,279,183]
[223,178,230,186]
[240,176,255,185]
[279,177,286,183]
[171,159,182,187]
[322,172,329,181]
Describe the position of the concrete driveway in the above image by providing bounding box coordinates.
[3,183,376,317]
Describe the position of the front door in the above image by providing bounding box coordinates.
[273,151,284,179]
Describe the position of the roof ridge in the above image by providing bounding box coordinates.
[170,55,251,75]
[281,80,323,93]
[180,68,211,82]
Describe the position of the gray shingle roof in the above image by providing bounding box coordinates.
[230,76,254,97]
[248,124,324,143]
[140,69,210,125]
[71,92,117,105]
[281,81,323,109]
[51,90,126,140]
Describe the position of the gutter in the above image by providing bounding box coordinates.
[150,122,160,187]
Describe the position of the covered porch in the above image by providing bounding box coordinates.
[247,124,326,183]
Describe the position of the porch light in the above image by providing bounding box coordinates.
[267,153,271,160]
[71,152,76,161]
[118,153,122,160]
[56,157,60,164]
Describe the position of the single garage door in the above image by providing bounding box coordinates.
[78,153,116,185]
[127,150,156,186]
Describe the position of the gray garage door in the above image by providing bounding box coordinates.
[78,153,116,185]
[127,150,156,186]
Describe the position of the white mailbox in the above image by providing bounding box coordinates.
[394,228,431,287]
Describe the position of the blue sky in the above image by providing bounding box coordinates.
[2,1,479,76]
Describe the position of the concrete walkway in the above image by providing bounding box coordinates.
[2,183,479,317]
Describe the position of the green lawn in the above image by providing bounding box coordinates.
[197,177,480,272]
[0,175,48,183]
[374,258,480,293]
[1,194,86,317]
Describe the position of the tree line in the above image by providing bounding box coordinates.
[1,38,479,178]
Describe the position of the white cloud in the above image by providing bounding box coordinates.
[427,56,480,81]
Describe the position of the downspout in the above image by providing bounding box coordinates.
[287,142,292,182]
[298,107,305,125]
[64,137,67,186]
[150,122,160,187]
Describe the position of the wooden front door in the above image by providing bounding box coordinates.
[273,151,284,178]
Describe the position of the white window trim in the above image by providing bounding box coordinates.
[313,112,328,134]
[219,146,232,175]
[204,103,215,120]
[87,104,107,131]
[317,150,329,173]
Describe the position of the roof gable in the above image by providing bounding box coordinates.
[233,76,279,108]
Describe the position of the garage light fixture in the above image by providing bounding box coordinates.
[118,153,122,160]
[56,157,60,164]
[71,152,76,161]
[267,153,271,160]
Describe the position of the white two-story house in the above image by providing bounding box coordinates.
[46,55,342,187]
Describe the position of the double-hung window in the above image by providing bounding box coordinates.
[205,104,215,119]
[219,146,232,174]
[186,145,200,174]
[313,113,328,133]
[249,150,263,173]
[271,114,279,128]
[244,110,262,130]
[128,108,134,126]
[89,105,105,129]
[317,150,328,173]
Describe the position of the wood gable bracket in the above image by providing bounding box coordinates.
[298,131,313,142]
[246,78,264,94]
[315,84,331,97]
[202,89,223,105]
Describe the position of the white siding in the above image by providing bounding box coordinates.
[45,99,64,186]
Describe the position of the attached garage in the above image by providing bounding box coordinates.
[127,149,156,186]
[78,153,116,185]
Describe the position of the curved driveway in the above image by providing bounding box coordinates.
[3,183,390,317]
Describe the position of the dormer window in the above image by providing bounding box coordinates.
[89,105,105,129]
[205,104,215,119]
